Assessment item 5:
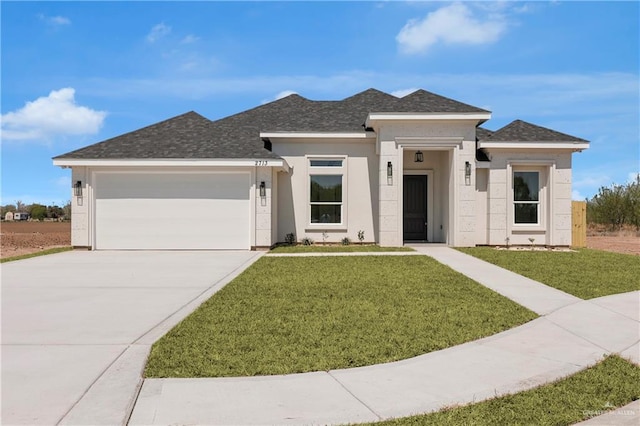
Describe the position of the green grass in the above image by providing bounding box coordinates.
[270,245,414,253]
[0,247,72,263]
[457,248,640,299]
[368,355,640,426]
[145,256,536,378]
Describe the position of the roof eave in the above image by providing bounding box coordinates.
[52,157,289,171]
[259,131,376,139]
[366,112,492,126]
[478,141,590,151]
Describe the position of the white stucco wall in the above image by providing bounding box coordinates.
[272,139,378,244]
[484,150,573,246]
[255,166,273,248]
[376,120,478,247]
[475,168,489,244]
[71,167,90,247]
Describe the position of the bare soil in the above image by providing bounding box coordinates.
[587,236,640,256]
[1,221,71,259]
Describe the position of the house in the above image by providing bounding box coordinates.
[4,211,14,221]
[53,89,588,250]
[13,212,30,221]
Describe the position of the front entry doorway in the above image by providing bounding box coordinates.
[403,175,428,241]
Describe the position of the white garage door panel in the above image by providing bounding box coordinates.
[95,173,250,250]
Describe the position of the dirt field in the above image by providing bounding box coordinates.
[586,235,640,255]
[1,221,71,259]
[1,221,638,259]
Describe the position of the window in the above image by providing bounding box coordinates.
[513,171,539,224]
[308,158,345,225]
[310,160,342,167]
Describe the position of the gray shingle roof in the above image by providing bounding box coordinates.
[54,88,489,160]
[482,120,587,142]
[475,127,493,141]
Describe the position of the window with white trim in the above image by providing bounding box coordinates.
[513,171,540,224]
[309,159,344,225]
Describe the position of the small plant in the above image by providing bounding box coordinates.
[528,237,535,247]
[321,231,328,245]
[505,236,510,248]
[301,236,313,246]
[341,237,351,245]
[285,233,296,245]
[357,230,365,245]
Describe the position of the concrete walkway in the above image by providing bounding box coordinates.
[129,247,639,425]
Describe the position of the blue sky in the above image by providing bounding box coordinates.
[1,1,638,206]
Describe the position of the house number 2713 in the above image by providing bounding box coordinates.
[255,161,269,166]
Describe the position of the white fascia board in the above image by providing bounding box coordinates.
[367,112,491,124]
[395,136,463,148]
[478,141,590,151]
[260,132,375,139]
[52,158,289,171]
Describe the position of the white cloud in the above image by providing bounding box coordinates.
[628,172,640,184]
[147,22,171,43]
[1,88,106,141]
[181,34,199,44]
[274,90,298,100]
[38,14,71,26]
[396,2,507,54]
[262,90,299,104]
[391,88,419,98]
[572,190,586,201]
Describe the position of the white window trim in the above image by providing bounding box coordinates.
[513,170,541,225]
[305,155,348,231]
[507,163,551,233]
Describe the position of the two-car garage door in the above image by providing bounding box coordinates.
[94,172,250,250]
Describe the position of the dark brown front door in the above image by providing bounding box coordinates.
[403,175,428,241]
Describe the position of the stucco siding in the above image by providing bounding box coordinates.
[272,139,378,244]
[255,166,273,247]
[71,167,90,247]
[484,150,573,246]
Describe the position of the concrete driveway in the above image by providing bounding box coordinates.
[1,250,261,425]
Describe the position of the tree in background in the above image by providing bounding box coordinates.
[63,201,71,220]
[28,204,47,221]
[47,205,65,219]
[587,174,640,230]
[1,204,17,216]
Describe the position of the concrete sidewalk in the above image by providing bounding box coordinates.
[129,247,639,425]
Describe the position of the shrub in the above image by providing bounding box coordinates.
[285,233,296,245]
[357,230,365,244]
[587,175,639,230]
[341,237,351,245]
[301,237,313,246]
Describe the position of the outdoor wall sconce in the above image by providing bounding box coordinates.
[415,151,424,163]
[465,161,472,186]
[74,180,83,197]
[259,181,266,198]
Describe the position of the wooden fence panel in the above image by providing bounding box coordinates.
[572,201,587,247]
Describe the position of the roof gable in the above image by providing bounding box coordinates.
[484,120,587,142]
[395,89,489,113]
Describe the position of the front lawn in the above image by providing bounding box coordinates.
[145,256,536,377]
[458,248,640,299]
[369,355,640,425]
[270,245,414,253]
